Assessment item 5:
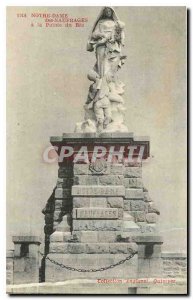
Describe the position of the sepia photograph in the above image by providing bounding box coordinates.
[6,5,187,295]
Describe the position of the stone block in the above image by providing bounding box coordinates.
[55,199,71,210]
[123,212,134,221]
[123,220,140,232]
[49,242,68,253]
[90,198,107,207]
[73,197,90,208]
[75,231,98,243]
[107,197,124,208]
[131,211,146,222]
[124,200,131,211]
[124,167,142,178]
[50,231,71,242]
[146,213,157,223]
[57,177,73,188]
[118,208,124,219]
[73,164,88,175]
[143,192,151,202]
[58,167,73,178]
[138,222,157,233]
[124,178,143,188]
[130,200,145,211]
[98,175,124,186]
[109,242,137,254]
[75,208,118,219]
[98,231,118,243]
[55,188,71,199]
[124,161,142,167]
[73,175,98,185]
[73,220,122,231]
[85,243,109,253]
[53,210,63,221]
[110,164,124,175]
[12,236,41,244]
[125,188,143,199]
[67,243,85,254]
[55,215,71,232]
[72,185,125,197]
[109,243,127,254]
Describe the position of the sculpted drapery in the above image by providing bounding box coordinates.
[75,7,128,133]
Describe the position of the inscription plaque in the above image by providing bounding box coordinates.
[72,185,125,196]
[76,208,118,219]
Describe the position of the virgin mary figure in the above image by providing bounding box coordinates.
[87,6,125,85]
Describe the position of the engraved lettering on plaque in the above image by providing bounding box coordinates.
[76,208,118,219]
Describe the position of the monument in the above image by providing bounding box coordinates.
[41,6,163,289]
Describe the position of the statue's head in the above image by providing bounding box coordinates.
[103,7,114,19]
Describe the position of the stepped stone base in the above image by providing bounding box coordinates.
[42,133,162,284]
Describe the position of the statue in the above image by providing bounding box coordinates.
[75,7,129,134]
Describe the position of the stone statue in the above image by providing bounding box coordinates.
[75,7,129,133]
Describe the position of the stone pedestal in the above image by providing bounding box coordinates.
[43,133,162,283]
[12,236,41,284]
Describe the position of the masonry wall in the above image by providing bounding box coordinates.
[162,253,187,279]
[6,250,187,286]
[6,250,14,285]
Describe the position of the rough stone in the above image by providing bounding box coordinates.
[67,243,85,254]
[138,222,157,233]
[109,243,128,254]
[90,198,107,207]
[130,200,146,211]
[130,211,146,222]
[55,199,71,210]
[57,177,73,188]
[98,231,118,243]
[123,212,134,221]
[53,210,63,221]
[118,209,124,219]
[98,175,124,186]
[73,220,122,231]
[123,220,140,232]
[110,164,124,175]
[124,167,142,178]
[58,167,73,178]
[125,188,143,199]
[124,161,142,167]
[75,231,98,243]
[73,197,90,208]
[124,178,143,188]
[49,243,68,253]
[85,243,109,253]
[55,215,71,232]
[55,188,71,199]
[72,185,125,197]
[124,200,131,211]
[146,213,157,223]
[74,175,98,185]
[50,231,66,242]
[73,164,89,175]
[143,192,151,202]
[107,197,124,208]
